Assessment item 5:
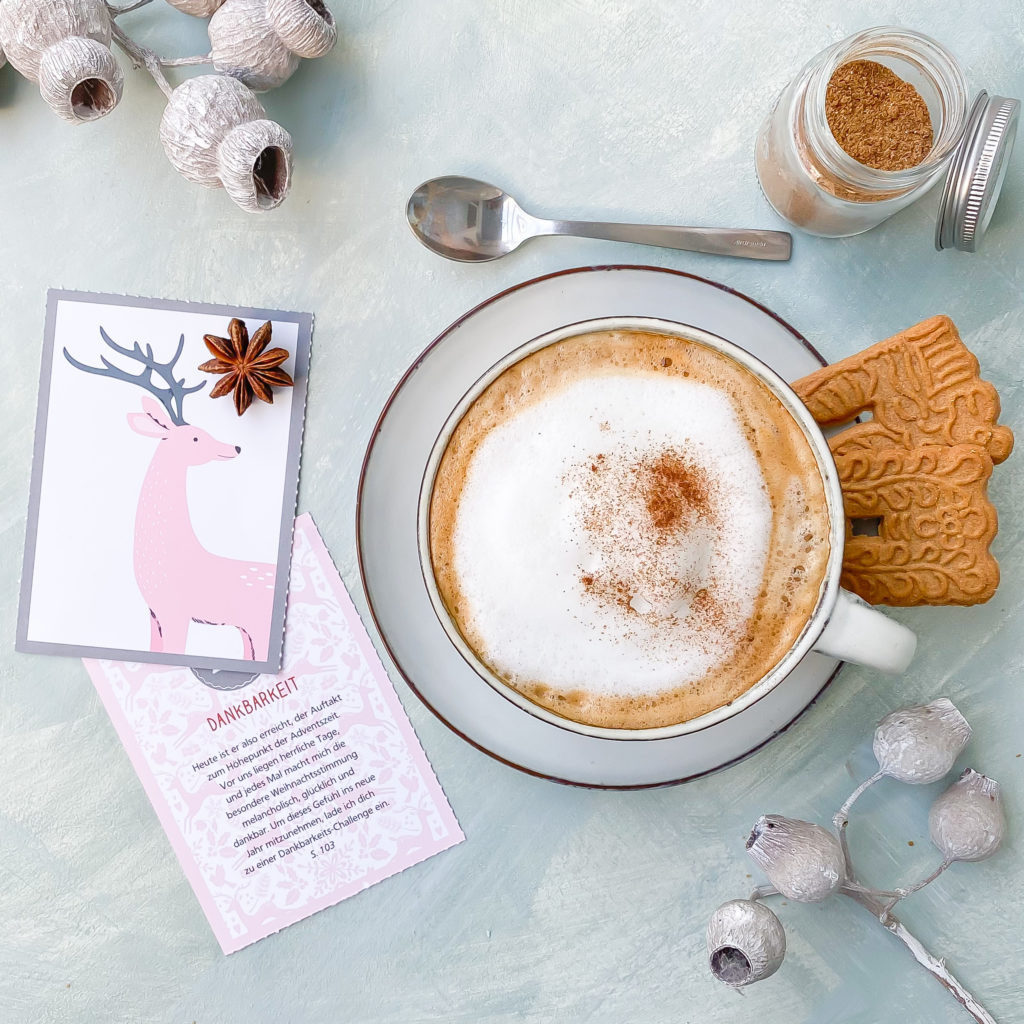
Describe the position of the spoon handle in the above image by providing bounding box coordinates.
[543,219,792,261]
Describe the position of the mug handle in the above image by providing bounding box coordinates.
[812,589,917,673]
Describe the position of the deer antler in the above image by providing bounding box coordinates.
[63,327,206,425]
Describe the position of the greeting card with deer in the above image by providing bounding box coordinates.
[18,292,311,672]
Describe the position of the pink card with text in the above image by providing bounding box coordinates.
[85,513,463,953]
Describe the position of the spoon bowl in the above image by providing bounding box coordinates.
[407,176,792,262]
[407,176,532,262]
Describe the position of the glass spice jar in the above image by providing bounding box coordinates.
[756,26,969,237]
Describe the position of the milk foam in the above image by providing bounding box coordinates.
[449,373,773,697]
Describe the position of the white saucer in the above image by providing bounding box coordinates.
[357,266,842,788]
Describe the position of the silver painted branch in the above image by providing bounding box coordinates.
[110,24,173,98]
[718,703,997,1020]
[752,884,996,1023]
[845,888,997,1024]
[160,54,212,67]
[833,770,883,882]
[107,0,154,14]
[839,879,902,903]
[831,776,995,1023]
[835,771,884,828]
[882,860,953,914]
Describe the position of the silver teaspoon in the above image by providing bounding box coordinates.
[407,176,792,262]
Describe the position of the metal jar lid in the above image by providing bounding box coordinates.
[936,91,1020,252]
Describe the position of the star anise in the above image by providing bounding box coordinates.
[199,318,294,416]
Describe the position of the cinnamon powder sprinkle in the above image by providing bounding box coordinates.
[825,59,933,171]
[575,447,719,626]
[642,451,711,531]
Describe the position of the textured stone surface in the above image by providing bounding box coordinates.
[1,1,1022,1022]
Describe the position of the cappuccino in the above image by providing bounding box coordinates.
[428,329,831,730]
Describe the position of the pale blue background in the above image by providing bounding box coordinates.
[2,2,1022,1022]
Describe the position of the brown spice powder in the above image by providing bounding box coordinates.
[641,451,711,531]
[825,59,933,171]
[576,447,721,633]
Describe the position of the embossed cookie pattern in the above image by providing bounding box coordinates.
[793,316,1012,607]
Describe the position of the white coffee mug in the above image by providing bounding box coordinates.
[418,316,917,740]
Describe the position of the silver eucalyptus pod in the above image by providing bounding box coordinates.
[162,0,226,15]
[209,0,337,91]
[0,0,123,122]
[39,36,123,123]
[159,74,293,212]
[707,899,786,988]
[746,815,845,903]
[872,697,972,784]
[929,769,1006,864]
[266,0,337,58]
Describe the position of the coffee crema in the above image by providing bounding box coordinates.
[428,329,831,730]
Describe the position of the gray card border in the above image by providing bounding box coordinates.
[16,289,312,674]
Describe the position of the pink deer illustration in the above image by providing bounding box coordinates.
[64,329,275,661]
